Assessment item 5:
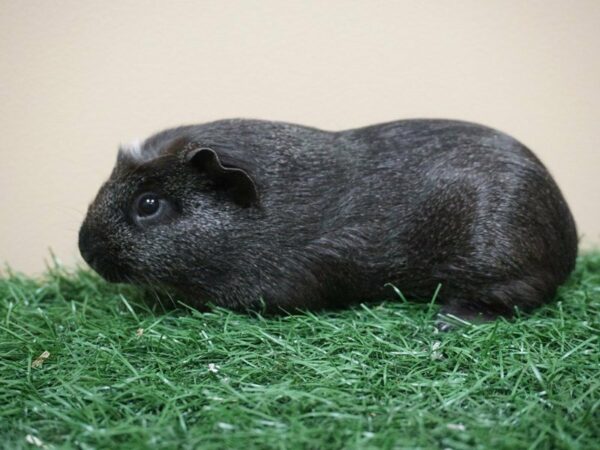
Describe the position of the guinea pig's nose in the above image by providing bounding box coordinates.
[78,224,99,266]
[78,223,128,282]
[79,226,110,267]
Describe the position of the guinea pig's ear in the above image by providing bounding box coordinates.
[185,147,259,208]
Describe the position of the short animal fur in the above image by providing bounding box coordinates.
[79,119,578,320]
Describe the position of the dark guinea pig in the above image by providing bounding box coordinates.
[79,119,577,320]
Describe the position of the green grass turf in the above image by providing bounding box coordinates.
[0,254,598,450]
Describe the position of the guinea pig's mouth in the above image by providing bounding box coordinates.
[85,254,130,283]
[98,263,129,283]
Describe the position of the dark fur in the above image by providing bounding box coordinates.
[79,119,578,319]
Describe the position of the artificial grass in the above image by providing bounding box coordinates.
[0,254,598,450]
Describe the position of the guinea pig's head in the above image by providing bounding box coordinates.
[78,136,259,287]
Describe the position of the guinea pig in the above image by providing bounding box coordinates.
[78,119,577,321]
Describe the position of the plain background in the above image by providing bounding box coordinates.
[1,0,599,274]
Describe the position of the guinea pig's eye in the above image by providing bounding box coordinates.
[132,192,175,225]
[137,194,161,217]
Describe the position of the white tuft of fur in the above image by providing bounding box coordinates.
[119,139,145,162]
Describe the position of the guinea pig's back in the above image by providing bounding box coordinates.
[339,119,577,311]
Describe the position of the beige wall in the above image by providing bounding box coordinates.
[1,0,599,274]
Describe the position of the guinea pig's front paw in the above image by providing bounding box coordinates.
[436,302,499,331]
[435,316,457,332]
